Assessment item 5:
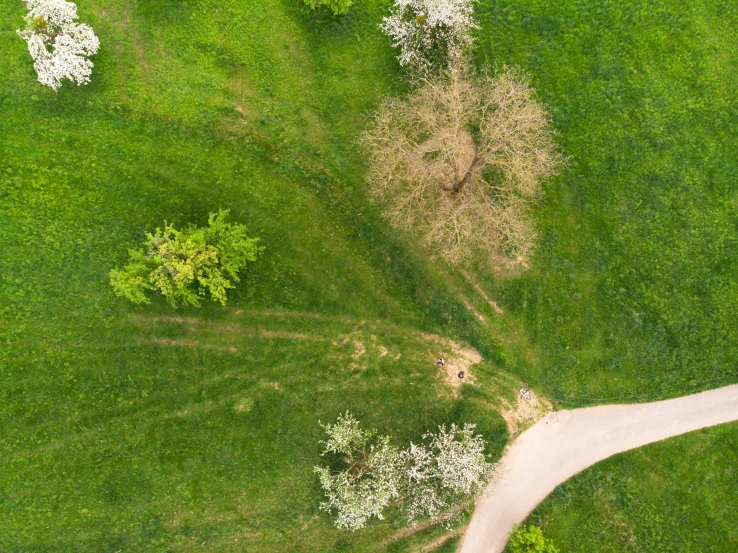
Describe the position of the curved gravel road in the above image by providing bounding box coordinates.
[458,384,738,553]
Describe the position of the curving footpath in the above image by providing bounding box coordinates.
[458,384,738,553]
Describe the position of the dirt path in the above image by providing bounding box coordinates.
[458,384,738,553]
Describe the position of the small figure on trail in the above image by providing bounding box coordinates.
[437,358,445,366]
[519,383,533,402]
[458,371,465,379]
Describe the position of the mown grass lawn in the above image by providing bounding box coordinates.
[469,0,738,402]
[1,0,737,552]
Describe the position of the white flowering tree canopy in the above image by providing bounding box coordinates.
[314,414,495,530]
[380,0,478,70]
[313,413,404,531]
[402,423,493,523]
[17,0,100,92]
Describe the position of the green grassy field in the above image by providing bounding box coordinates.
[1,1,508,551]
[1,0,737,551]
[469,0,738,402]
[471,2,738,549]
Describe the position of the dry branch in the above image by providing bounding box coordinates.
[361,64,563,265]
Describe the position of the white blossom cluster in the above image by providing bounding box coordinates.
[380,0,478,70]
[314,414,494,530]
[318,411,374,455]
[402,423,493,523]
[17,0,100,92]
[314,413,403,530]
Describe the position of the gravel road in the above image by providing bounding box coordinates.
[458,384,738,553]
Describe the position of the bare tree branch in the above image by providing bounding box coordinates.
[361,63,563,265]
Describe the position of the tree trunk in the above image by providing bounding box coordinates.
[452,152,483,196]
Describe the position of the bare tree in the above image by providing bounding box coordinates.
[361,64,563,265]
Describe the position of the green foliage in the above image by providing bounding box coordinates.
[110,210,263,307]
[508,525,559,553]
[32,16,47,32]
[303,0,354,16]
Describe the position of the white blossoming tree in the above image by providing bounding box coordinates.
[314,413,404,530]
[380,0,478,71]
[17,0,100,92]
[401,423,493,524]
[314,413,495,530]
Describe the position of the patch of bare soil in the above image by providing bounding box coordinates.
[332,326,399,369]
[460,269,504,314]
[370,334,394,359]
[351,340,366,360]
[234,398,255,413]
[382,501,472,546]
[147,337,238,353]
[499,388,552,439]
[419,333,481,394]
[487,253,530,277]
[412,527,466,553]
[260,330,328,341]
[459,293,487,323]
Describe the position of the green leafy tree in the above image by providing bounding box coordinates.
[508,525,559,553]
[110,210,263,307]
[303,0,353,16]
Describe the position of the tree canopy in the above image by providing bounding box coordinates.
[509,524,560,553]
[110,210,263,307]
[314,413,495,530]
[303,0,354,16]
[362,64,562,265]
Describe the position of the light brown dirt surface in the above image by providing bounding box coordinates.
[412,527,466,553]
[460,269,504,314]
[259,330,328,341]
[419,332,482,393]
[499,390,552,439]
